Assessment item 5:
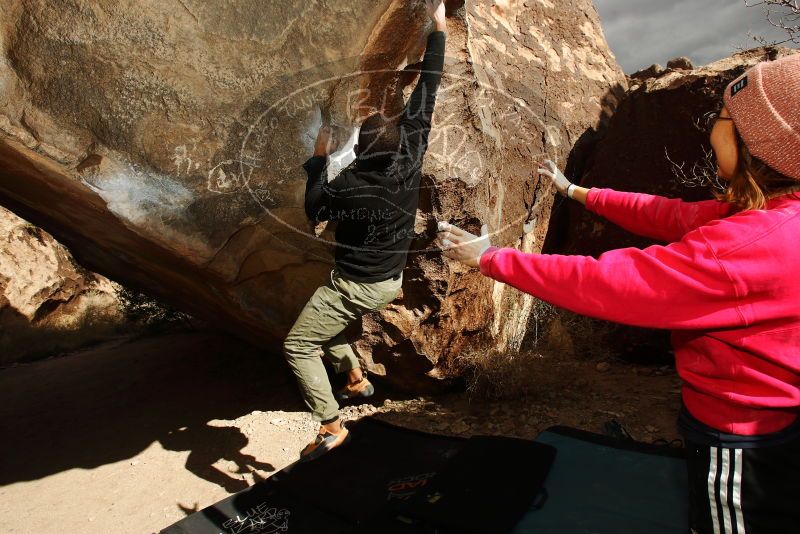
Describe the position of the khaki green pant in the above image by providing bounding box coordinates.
[284,268,402,422]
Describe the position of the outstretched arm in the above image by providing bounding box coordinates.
[437,222,745,331]
[585,188,732,243]
[399,0,447,163]
[477,239,743,330]
[538,160,731,243]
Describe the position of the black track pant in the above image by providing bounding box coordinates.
[686,437,800,534]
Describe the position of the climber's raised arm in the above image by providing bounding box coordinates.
[398,0,447,165]
[303,125,341,222]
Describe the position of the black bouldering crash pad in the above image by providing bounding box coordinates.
[162,418,687,534]
[161,417,554,534]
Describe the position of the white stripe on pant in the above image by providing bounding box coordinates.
[706,446,746,534]
[732,449,745,534]
[719,449,732,534]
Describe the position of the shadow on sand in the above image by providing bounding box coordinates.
[0,332,303,490]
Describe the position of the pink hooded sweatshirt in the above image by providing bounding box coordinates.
[480,188,800,436]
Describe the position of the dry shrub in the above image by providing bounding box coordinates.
[452,299,617,401]
[0,307,125,365]
[454,347,545,401]
[0,286,195,366]
[115,286,194,333]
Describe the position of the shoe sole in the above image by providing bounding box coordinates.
[336,383,375,402]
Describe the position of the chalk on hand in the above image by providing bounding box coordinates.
[437,221,451,231]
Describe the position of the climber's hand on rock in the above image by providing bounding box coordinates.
[313,125,340,157]
[538,159,572,197]
[426,0,447,32]
[437,221,491,269]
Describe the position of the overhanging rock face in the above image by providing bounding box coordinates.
[0,0,626,388]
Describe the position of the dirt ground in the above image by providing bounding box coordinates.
[0,331,682,534]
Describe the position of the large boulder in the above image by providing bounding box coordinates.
[0,0,626,388]
[543,46,799,363]
[0,206,123,364]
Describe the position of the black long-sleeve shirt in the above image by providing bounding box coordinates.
[303,31,445,282]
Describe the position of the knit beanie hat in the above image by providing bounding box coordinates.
[723,53,800,181]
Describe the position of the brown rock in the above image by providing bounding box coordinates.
[0,1,626,389]
[0,207,124,364]
[666,56,694,70]
[448,420,470,434]
[629,63,665,81]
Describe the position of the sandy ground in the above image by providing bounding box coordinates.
[0,331,682,534]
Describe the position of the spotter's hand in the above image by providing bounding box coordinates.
[537,159,572,196]
[437,221,491,269]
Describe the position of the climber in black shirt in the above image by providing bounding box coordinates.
[286,0,447,461]
[303,32,445,281]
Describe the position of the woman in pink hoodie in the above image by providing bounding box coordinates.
[439,54,800,533]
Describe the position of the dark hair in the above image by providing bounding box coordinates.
[716,129,800,211]
[358,113,400,159]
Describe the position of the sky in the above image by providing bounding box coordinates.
[594,0,798,73]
